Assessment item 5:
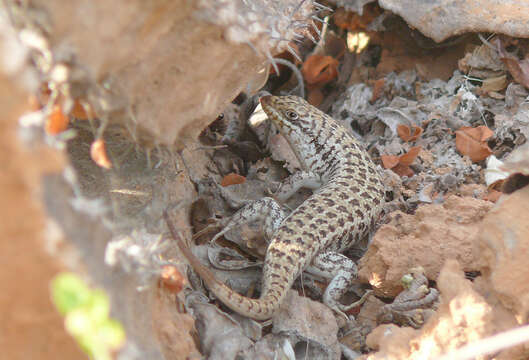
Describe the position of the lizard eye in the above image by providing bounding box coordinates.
[285,110,299,121]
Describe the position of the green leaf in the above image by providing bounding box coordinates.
[51,272,91,315]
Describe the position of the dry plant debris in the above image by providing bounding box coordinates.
[455,125,494,162]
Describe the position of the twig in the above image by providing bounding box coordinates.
[434,324,529,360]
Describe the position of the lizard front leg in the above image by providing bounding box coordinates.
[212,197,288,243]
[274,171,322,201]
[306,251,371,319]
[214,171,321,241]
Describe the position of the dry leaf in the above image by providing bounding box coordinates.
[71,99,96,119]
[500,57,529,89]
[480,75,508,93]
[392,163,415,177]
[333,6,382,32]
[220,173,246,187]
[381,155,400,169]
[498,40,529,89]
[302,55,339,86]
[90,139,112,169]
[159,265,186,293]
[45,105,69,135]
[397,124,423,142]
[370,78,385,103]
[455,126,494,162]
[381,146,421,177]
[399,146,422,166]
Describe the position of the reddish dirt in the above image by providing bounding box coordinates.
[0,74,84,359]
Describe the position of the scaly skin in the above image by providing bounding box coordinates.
[169,95,385,320]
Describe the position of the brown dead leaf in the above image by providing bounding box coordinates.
[392,163,415,177]
[399,146,422,166]
[397,124,423,142]
[90,139,112,169]
[498,40,529,90]
[71,99,96,120]
[159,265,186,293]
[220,173,246,187]
[381,155,400,169]
[480,75,508,93]
[302,55,339,86]
[370,78,385,103]
[45,105,69,135]
[333,5,383,32]
[381,146,422,177]
[455,126,494,162]
[500,56,529,89]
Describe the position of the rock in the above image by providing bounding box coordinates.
[475,186,529,320]
[359,195,492,297]
[273,290,341,360]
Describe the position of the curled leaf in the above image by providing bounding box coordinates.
[397,124,423,142]
[302,55,339,86]
[498,40,529,89]
[480,75,508,93]
[46,105,69,135]
[455,126,494,162]
[381,146,422,177]
[399,146,422,166]
[159,265,186,293]
[220,173,246,187]
[370,78,385,103]
[90,139,112,169]
[381,155,400,169]
[71,100,96,120]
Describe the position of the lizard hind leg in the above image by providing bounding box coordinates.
[306,251,371,320]
[212,197,288,244]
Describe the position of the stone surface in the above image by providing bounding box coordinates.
[379,0,529,43]
[359,196,492,297]
[475,186,529,321]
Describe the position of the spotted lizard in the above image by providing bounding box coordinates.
[167,95,385,320]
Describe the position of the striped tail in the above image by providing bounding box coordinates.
[165,211,278,320]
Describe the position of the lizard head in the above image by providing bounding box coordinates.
[260,95,327,171]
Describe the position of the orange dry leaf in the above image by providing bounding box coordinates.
[45,105,69,135]
[220,173,246,187]
[381,146,422,177]
[381,154,400,169]
[333,5,382,31]
[302,55,339,86]
[480,75,508,93]
[397,124,423,142]
[392,163,415,177]
[455,126,494,162]
[90,139,112,169]
[159,265,186,293]
[71,100,96,119]
[370,78,385,103]
[399,146,421,166]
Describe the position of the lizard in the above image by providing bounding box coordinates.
[166,95,385,320]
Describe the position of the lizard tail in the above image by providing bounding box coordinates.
[164,211,277,320]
